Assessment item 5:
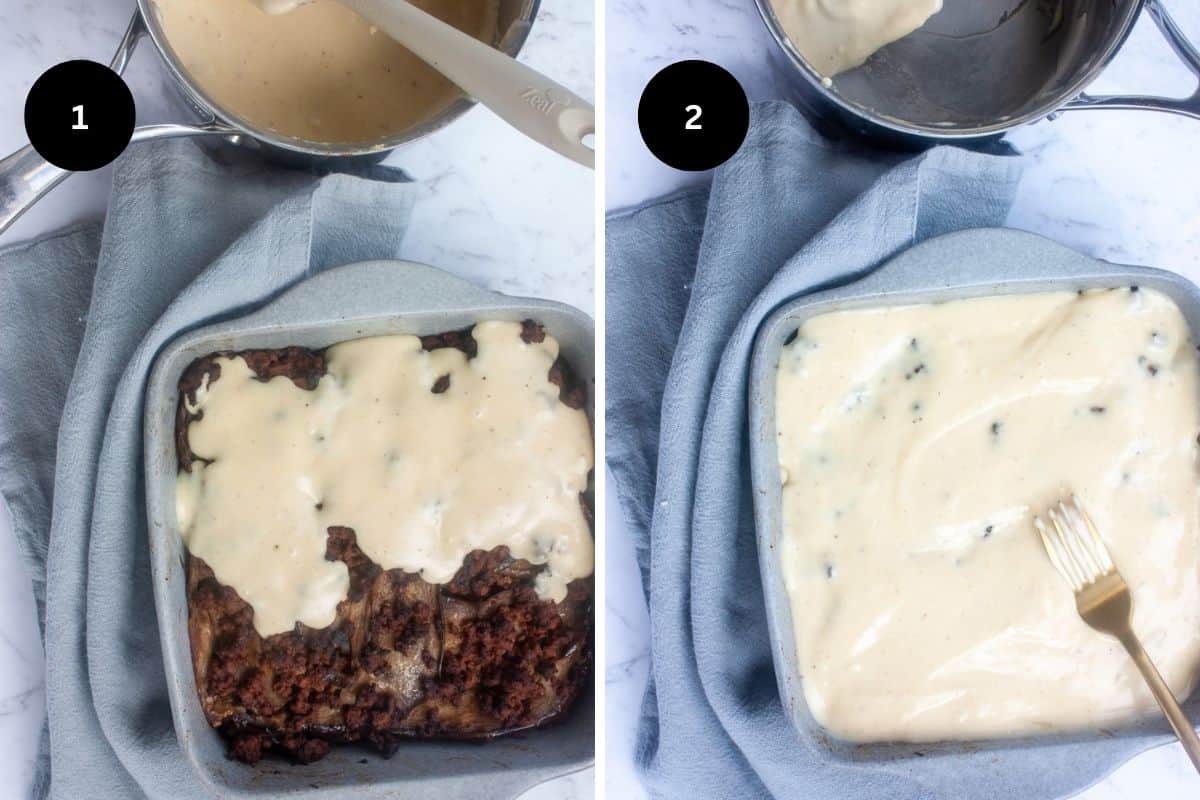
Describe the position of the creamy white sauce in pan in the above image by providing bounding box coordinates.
[770,0,943,77]
[775,288,1200,742]
[176,321,594,638]
[153,0,499,143]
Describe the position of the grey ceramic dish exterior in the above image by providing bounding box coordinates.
[144,260,594,798]
[749,228,1200,798]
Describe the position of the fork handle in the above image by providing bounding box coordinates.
[1119,632,1200,772]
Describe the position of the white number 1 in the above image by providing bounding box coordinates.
[72,105,88,130]
[685,104,703,131]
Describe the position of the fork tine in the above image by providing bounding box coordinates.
[1047,507,1093,588]
[1045,509,1089,590]
[1034,515,1082,591]
[1068,496,1114,572]
[1053,505,1104,585]
[1042,508,1080,588]
[1057,501,1106,580]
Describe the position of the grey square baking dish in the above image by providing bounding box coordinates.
[749,228,1200,798]
[144,260,594,798]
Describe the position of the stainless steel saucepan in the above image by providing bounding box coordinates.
[753,0,1200,147]
[0,0,539,235]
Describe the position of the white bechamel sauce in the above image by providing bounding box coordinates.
[771,0,943,77]
[176,322,594,637]
[775,288,1200,742]
[250,0,310,13]
[153,0,499,143]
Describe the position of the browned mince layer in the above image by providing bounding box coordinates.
[177,322,594,765]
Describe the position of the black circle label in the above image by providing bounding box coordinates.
[638,60,750,172]
[25,60,136,172]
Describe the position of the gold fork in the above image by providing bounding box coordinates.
[1034,496,1200,771]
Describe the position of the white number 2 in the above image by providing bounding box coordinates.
[72,104,88,130]
[684,104,702,131]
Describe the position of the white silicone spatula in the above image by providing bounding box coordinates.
[256,0,594,167]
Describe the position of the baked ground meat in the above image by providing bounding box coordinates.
[177,323,593,764]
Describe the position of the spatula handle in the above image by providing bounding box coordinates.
[341,0,594,168]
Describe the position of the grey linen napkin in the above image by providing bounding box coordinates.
[0,139,415,799]
[606,101,1024,798]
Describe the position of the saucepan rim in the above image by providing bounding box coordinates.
[134,0,542,157]
[750,0,1145,140]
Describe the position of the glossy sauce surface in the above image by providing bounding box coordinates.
[775,288,1200,742]
[771,0,942,77]
[153,0,499,143]
[176,322,594,637]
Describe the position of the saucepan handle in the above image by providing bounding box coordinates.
[1061,0,1200,121]
[0,12,239,238]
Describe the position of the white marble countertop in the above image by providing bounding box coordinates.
[0,1,593,797]
[605,1,1200,798]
